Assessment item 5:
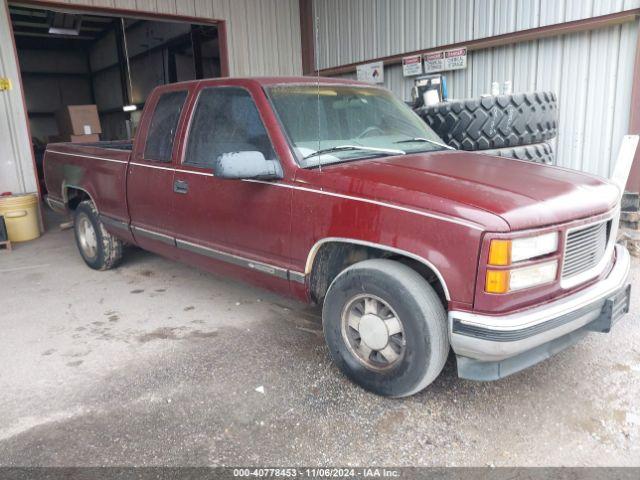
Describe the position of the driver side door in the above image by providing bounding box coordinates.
[170,85,294,290]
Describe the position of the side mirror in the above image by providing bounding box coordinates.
[213,151,283,180]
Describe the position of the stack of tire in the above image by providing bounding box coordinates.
[414,92,558,165]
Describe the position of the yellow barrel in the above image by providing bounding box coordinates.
[0,193,41,242]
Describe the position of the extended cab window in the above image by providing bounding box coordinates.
[184,87,276,169]
[144,90,188,162]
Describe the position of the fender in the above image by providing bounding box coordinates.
[304,237,451,301]
[62,183,99,213]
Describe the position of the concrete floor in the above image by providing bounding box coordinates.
[1,214,640,467]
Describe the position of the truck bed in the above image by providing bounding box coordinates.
[76,140,133,151]
[43,140,132,224]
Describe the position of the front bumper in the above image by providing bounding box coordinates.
[449,244,631,381]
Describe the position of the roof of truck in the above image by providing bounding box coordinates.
[170,76,372,88]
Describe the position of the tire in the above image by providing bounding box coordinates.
[479,142,556,165]
[322,259,449,397]
[73,200,123,270]
[416,91,558,150]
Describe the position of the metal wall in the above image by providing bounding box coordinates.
[0,1,37,195]
[0,0,303,195]
[19,49,94,142]
[314,0,640,177]
[314,0,640,70]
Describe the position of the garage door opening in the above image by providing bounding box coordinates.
[9,3,224,193]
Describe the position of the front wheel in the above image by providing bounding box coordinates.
[322,259,449,397]
[74,200,123,270]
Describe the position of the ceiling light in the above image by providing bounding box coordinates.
[47,12,82,36]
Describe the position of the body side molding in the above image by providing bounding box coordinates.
[99,215,130,231]
[131,225,176,246]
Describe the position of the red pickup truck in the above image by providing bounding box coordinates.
[44,77,633,397]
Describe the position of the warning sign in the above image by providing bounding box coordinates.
[423,51,445,74]
[424,47,467,73]
[402,54,423,77]
[356,61,384,84]
[444,47,467,70]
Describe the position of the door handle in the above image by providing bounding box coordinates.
[174,179,189,194]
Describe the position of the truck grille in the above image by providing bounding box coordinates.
[562,221,610,279]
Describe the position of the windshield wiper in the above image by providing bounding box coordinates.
[303,145,406,160]
[393,137,454,150]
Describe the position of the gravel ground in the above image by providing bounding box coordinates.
[0,217,639,466]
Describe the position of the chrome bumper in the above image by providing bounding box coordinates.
[449,244,631,379]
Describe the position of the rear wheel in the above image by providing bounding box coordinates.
[74,200,123,270]
[322,259,449,397]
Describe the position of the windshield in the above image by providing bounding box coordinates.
[267,84,450,168]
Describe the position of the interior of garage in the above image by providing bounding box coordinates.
[9,3,221,192]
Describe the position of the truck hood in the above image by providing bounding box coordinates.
[311,151,620,231]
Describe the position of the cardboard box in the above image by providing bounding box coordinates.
[55,105,102,136]
[48,133,101,144]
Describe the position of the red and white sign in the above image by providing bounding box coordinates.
[423,51,445,74]
[424,47,467,73]
[444,47,467,70]
[402,54,423,77]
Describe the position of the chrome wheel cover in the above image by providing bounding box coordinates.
[341,293,405,371]
[77,214,98,260]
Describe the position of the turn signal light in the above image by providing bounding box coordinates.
[488,239,511,266]
[485,270,510,294]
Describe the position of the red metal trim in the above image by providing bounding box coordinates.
[299,0,315,75]
[217,20,230,77]
[627,19,640,194]
[317,9,640,76]
[11,0,221,26]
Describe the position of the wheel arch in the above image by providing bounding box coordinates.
[63,184,98,212]
[305,237,450,304]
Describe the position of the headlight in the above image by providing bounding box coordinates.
[509,261,558,291]
[486,260,558,293]
[488,232,558,265]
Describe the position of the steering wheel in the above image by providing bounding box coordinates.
[356,126,385,139]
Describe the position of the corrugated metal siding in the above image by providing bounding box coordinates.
[315,0,640,70]
[0,1,37,194]
[316,0,639,177]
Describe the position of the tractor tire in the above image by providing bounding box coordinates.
[479,142,556,166]
[416,91,558,151]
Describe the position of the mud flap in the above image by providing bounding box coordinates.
[610,135,639,195]
[456,328,590,381]
[586,284,631,333]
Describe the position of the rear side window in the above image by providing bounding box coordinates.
[184,87,276,169]
[144,90,188,162]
